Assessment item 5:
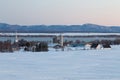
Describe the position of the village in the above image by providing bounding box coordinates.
[0,33,120,52]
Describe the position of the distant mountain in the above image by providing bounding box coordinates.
[0,23,120,33]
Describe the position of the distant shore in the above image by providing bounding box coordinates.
[1,32,120,37]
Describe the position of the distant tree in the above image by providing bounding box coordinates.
[18,39,27,47]
[25,42,31,47]
[3,40,13,52]
[53,36,59,43]
[113,39,120,45]
[35,42,48,52]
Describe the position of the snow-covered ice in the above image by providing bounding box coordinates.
[1,32,120,36]
[0,46,120,80]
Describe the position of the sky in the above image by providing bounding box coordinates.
[0,0,120,26]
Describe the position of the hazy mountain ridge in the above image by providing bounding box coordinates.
[0,23,120,33]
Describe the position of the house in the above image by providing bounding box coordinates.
[96,44,103,49]
[84,43,91,50]
[91,43,98,49]
[84,43,111,50]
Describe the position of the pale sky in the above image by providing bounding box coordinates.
[0,0,120,26]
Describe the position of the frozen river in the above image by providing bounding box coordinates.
[0,32,120,42]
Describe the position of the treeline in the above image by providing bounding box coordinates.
[0,39,48,52]
[1,38,120,52]
[0,40,13,52]
[63,39,120,47]
[89,39,120,45]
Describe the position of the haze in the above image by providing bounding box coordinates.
[0,0,120,26]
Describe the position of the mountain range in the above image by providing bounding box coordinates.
[0,23,120,33]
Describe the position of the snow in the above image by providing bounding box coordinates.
[0,46,120,80]
[1,32,120,36]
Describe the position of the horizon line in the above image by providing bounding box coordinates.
[0,22,119,27]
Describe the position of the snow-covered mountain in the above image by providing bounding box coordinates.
[0,23,120,33]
